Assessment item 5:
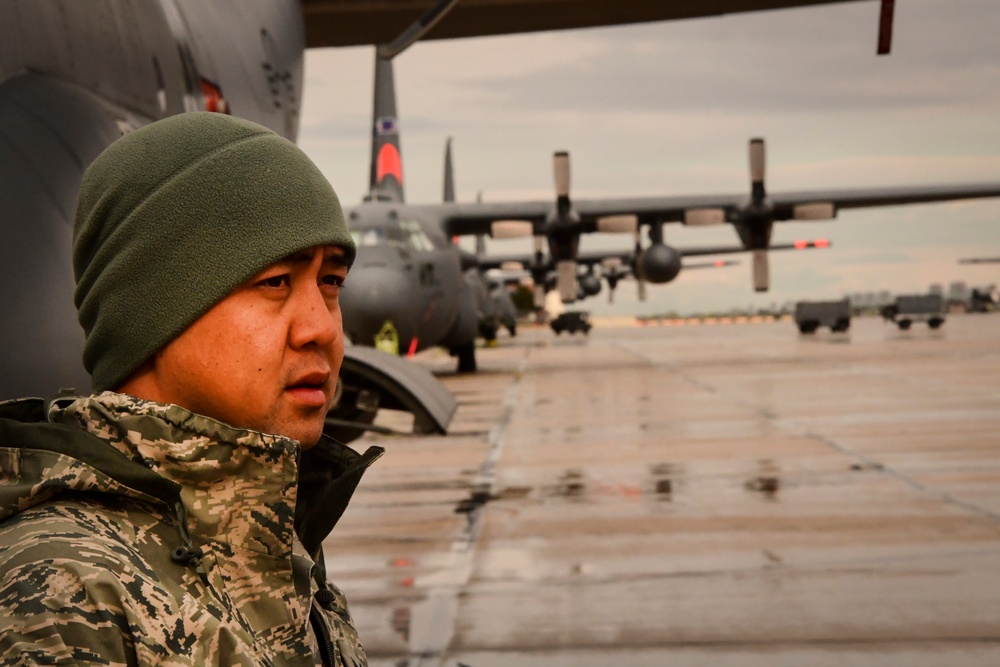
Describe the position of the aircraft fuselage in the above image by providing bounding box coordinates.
[341,203,481,357]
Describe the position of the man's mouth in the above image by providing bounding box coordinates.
[285,371,331,407]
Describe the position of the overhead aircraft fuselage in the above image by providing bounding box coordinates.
[0,0,307,397]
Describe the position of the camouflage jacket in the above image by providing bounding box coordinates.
[0,392,383,666]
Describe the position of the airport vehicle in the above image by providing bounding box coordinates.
[794,299,851,334]
[550,311,592,336]
[880,294,946,330]
[970,287,999,313]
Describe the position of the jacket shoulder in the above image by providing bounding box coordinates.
[0,499,143,663]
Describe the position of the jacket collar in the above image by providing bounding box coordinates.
[52,392,303,559]
[1,391,382,559]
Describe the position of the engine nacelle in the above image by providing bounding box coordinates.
[579,273,602,297]
[636,243,682,284]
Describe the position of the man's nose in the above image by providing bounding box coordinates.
[288,283,339,349]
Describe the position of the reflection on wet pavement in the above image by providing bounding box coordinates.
[327,314,1000,667]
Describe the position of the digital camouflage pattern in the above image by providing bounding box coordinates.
[0,392,382,666]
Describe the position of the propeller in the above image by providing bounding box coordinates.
[631,225,646,302]
[532,236,546,311]
[749,137,766,204]
[747,137,771,292]
[549,151,581,303]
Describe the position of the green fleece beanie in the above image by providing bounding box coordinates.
[73,112,355,392]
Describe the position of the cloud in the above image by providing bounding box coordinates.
[297,0,1000,315]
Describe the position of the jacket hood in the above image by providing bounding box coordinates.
[0,393,382,558]
[0,396,180,524]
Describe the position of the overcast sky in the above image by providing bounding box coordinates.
[298,0,1000,316]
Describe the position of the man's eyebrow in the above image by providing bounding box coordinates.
[321,250,349,270]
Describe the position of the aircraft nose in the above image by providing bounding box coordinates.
[341,265,415,349]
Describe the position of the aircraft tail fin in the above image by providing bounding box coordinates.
[368,53,404,202]
[443,137,455,203]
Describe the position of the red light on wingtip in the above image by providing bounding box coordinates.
[794,240,808,250]
[714,260,725,267]
[815,238,830,248]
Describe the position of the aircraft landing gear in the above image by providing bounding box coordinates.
[454,341,477,373]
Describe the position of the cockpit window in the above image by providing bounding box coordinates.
[349,217,442,252]
[400,219,436,251]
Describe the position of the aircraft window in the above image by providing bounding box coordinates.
[350,227,409,250]
[400,219,435,252]
[351,229,385,247]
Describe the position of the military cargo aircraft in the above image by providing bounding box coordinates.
[338,54,816,373]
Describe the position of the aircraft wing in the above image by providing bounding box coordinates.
[766,183,1000,219]
[301,0,867,48]
[570,183,1000,226]
[443,180,1000,238]
[476,240,826,270]
[441,196,729,237]
[441,201,551,237]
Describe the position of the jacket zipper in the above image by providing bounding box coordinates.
[309,603,335,666]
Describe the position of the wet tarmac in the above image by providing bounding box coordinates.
[324,313,1000,667]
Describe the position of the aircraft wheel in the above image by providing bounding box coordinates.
[455,342,477,373]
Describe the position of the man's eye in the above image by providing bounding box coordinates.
[259,275,290,288]
[322,274,345,287]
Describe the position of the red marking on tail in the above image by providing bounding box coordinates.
[377,144,403,184]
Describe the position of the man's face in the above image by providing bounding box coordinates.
[124,246,349,447]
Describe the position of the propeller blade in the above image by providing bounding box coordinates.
[632,224,647,301]
[553,151,570,199]
[749,137,766,204]
[556,259,577,303]
[443,136,455,203]
[752,249,770,292]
